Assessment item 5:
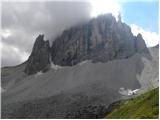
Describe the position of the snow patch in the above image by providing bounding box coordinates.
[119,87,140,96]
[127,89,140,96]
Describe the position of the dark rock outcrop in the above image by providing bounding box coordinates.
[24,34,50,75]
[134,33,148,53]
[24,14,148,75]
[154,44,159,48]
[51,14,148,66]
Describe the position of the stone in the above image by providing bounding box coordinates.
[50,14,148,66]
[134,33,149,53]
[24,34,50,75]
[24,14,149,75]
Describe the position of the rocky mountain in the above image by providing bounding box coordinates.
[51,14,148,66]
[24,35,50,75]
[24,14,148,75]
[1,14,158,119]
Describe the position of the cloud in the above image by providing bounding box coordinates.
[1,1,158,67]
[118,0,158,2]
[89,0,121,20]
[1,42,29,67]
[130,24,159,47]
[1,1,92,67]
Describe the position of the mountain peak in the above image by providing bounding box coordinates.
[137,33,143,39]
[24,34,50,75]
[50,13,148,66]
[135,33,148,53]
[24,14,148,75]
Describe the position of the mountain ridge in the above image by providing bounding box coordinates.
[24,13,148,75]
[1,13,158,119]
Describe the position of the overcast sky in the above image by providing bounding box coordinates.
[1,0,159,67]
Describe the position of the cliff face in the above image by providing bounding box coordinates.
[50,14,148,66]
[24,14,148,75]
[24,35,50,75]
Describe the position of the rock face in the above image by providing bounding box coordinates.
[51,14,148,66]
[24,14,148,75]
[134,33,149,53]
[24,34,50,75]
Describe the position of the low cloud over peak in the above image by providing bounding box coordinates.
[1,1,92,67]
[1,1,158,67]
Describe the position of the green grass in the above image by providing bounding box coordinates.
[105,88,159,119]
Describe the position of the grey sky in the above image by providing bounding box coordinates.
[1,1,92,67]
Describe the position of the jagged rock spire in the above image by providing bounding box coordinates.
[135,33,149,53]
[24,34,50,75]
[25,14,149,75]
[118,12,121,23]
[50,14,148,66]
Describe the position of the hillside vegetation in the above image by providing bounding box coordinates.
[105,88,159,119]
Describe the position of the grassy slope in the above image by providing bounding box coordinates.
[105,88,159,119]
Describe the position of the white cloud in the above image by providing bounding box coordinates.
[1,42,29,67]
[131,24,159,47]
[1,1,158,67]
[119,0,158,2]
[1,1,92,66]
[89,0,121,20]
[0,29,12,38]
